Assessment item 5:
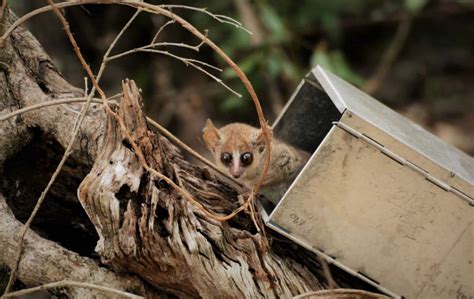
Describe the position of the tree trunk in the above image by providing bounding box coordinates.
[0,7,378,299]
[0,8,155,298]
[76,79,325,298]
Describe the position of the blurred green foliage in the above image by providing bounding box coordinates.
[11,0,470,124]
[7,0,472,153]
[186,0,429,116]
[404,0,429,12]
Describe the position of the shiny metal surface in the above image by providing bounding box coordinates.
[267,66,474,298]
[313,66,473,193]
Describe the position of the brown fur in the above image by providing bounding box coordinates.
[203,119,310,204]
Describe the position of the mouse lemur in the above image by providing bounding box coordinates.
[203,119,310,204]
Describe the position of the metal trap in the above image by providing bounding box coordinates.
[262,66,474,298]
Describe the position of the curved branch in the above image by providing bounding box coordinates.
[2,281,144,299]
[77,79,323,297]
[0,0,272,199]
[0,3,334,298]
[0,195,151,298]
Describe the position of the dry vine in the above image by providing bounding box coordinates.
[0,0,6,22]
[2,1,274,296]
[0,0,272,197]
[0,95,242,187]
[47,0,253,220]
[2,280,144,299]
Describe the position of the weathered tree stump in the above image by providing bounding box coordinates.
[78,80,322,298]
[0,9,149,298]
[0,7,386,299]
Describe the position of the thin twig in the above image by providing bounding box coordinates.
[2,280,144,299]
[108,44,221,71]
[158,4,252,34]
[0,95,122,122]
[151,19,175,44]
[149,41,203,51]
[142,49,239,96]
[99,8,142,76]
[362,13,413,94]
[0,95,236,190]
[152,20,208,50]
[0,0,7,22]
[153,28,209,52]
[2,6,140,295]
[0,2,271,200]
[2,0,270,224]
[74,78,89,130]
[293,289,388,299]
[107,44,233,94]
[145,117,243,188]
[46,1,254,224]
[248,192,261,232]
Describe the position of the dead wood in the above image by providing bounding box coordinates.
[0,7,323,298]
[0,8,160,297]
[0,9,104,169]
[77,79,322,298]
[0,6,384,299]
[0,195,152,298]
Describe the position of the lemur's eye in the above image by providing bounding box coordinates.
[221,152,232,165]
[240,152,253,166]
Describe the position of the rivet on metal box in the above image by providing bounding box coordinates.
[261,65,474,299]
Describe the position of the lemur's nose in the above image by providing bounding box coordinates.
[232,173,241,179]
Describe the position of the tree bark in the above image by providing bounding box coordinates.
[0,194,153,298]
[77,79,323,298]
[0,8,160,298]
[0,7,379,299]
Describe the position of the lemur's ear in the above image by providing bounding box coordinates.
[202,119,221,153]
[252,126,273,153]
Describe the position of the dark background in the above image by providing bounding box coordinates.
[10,0,474,159]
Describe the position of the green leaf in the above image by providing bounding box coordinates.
[266,53,282,77]
[310,44,332,71]
[320,14,342,43]
[310,45,364,86]
[259,3,289,42]
[279,58,303,82]
[222,52,263,80]
[330,51,365,86]
[220,96,245,113]
[220,29,251,56]
[240,52,264,74]
[404,0,428,12]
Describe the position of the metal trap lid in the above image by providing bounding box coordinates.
[270,65,473,211]
[317,66,473,194]
[265,66,474,298]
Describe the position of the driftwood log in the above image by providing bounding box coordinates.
[0,7,386,299]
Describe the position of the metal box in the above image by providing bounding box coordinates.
[263,66,474,298]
